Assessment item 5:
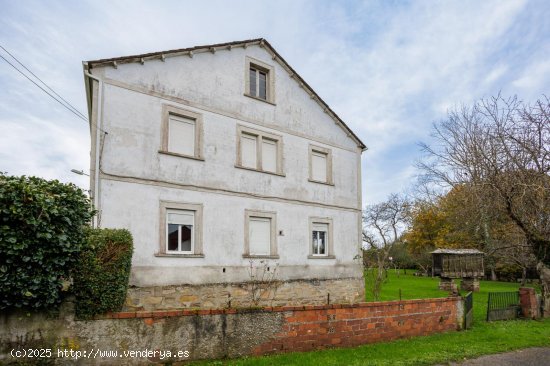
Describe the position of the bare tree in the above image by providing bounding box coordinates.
[362,194,411,300]
[418,95,550,315]
[245,260,279,307]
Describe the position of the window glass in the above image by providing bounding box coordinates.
[167,224,179,251]
[249,68,257,97]
[168,114,195,156]
[259,71,267,99]
[181,225,192,252]
[312,223,328,255]
[249,217,271,255]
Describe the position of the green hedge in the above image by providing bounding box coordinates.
[0,174,94,309]
[73,228,133,319]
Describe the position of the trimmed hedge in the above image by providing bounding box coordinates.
[0,174,94,309]
[73,228,133,319]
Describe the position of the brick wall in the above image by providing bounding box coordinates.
[253,297,462,355]
[1,297,462,364]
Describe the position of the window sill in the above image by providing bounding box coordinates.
[242,254,280,259]
[155,253,205,258]
[235,164,286,177]
[308,178,334,186]
[243,93,276,105]
[308,255,336,259]
[159,150,205,161]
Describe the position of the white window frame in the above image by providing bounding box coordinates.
[308,144,333,185]
[244,56,275,104]
[243,209,279,259]
[160,104,204,161]
[166,209,195,254]
[308,217,335,259]
[236,125,285,176]
[157,201,204,257]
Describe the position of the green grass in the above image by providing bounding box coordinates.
[192,272,549,366]
[365,269,449,302]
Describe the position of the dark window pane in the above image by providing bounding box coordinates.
[168,224,179,251]
[181,225,192,252]
[249,69,256,96]
[319,232,326,254]
[259,71,267,99]
[313,231,319,254]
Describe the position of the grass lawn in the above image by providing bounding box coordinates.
[193,271,550,366]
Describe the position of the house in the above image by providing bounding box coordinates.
[83,38,366,310]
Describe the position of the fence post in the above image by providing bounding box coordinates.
[519,287,540,319]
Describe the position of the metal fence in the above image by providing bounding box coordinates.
[464,292,473,329]
[486,291,520,321]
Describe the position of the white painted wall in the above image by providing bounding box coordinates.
[89,44,364,286]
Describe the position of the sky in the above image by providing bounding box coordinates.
[0,0,549,206]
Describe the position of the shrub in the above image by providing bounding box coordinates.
[0,174,94,309]
[73,228,133,319]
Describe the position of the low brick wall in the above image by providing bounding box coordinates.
[1,297,462,364]
[252,297,462,354]
[124,277,365,311]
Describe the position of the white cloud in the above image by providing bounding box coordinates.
[512,60,550,95]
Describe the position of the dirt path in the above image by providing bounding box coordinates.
[442,347,550,365]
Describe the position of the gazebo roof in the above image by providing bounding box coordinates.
[431,249,484,255]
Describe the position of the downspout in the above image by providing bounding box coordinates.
[83,65,103,228]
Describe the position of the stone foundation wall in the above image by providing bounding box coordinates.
[124,277,365,311]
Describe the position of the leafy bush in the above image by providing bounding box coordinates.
[73,228,133,319]
[0,174,94,309]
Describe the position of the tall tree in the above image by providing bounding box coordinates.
[406,184,536,281]
[362,194,410,300]
[418,95,550,314]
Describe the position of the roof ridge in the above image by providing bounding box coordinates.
[85,38,265,66]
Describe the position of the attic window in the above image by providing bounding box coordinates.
[245,57,275,104]
[249,67,267,100]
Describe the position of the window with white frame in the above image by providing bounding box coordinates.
[309,145,333,185]
[312,222,328,256]
[244,210,278,258]
[166,209,194,253]
[237,125,283,175]
[158,201,203,257]
[160,105,203,160]
[245,57,275,104]
[249,67,268,100]
[309,217,334,259]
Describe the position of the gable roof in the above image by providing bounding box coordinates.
[85,38,366,149]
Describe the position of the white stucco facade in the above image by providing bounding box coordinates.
[84,39,365,290]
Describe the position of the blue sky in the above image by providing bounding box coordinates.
[1,0,549,205]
